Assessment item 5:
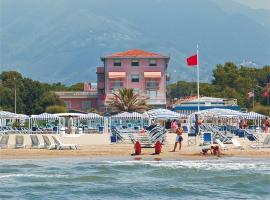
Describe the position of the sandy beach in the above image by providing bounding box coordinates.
[1,143,270,160]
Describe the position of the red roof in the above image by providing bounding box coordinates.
[102,49,169,59]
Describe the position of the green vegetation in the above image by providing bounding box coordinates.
[0,71,83,114]
[168,62,270,115]
[1,62,269,115]
[45,105,67,113]
[107,88,149,113]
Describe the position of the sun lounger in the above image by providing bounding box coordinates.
[52,136,78,150]
[231,138,244,150]
[15,135,26,148]
[250,135,270,149]
[30,135,43,148]
[215,139,228,150]
[0,135,9,149]
[42,135,57,150]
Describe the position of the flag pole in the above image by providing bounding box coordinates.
[197,44,200,112]
[252,88,255,109]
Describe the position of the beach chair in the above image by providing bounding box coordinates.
[52,136,78,150]
[203,132,212,145]
[30,135,43,149]
[15,135,26,148]
[215,139,228,150]
[231,138,244,150]
[250,135,270,149]
[0,135,9,149]
[42,135,57,150]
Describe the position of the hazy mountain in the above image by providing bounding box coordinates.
[0,0,269,84]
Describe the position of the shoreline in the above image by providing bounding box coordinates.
[1,144,270,160]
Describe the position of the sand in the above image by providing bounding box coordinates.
[1,144,270,160]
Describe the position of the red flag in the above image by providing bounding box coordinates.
[186,54,198,66]
[262,91,269,98]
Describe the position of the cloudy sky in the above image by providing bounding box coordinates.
[233,0,270,10]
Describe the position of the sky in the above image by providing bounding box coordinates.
[232,0,270,10]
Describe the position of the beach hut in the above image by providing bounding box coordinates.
[245,112,266,130]
[110,112,149,129]
[30,113,60,132]
[79,113,104,133]
[0,111,29,128]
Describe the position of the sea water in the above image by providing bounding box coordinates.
[0,157,269,200]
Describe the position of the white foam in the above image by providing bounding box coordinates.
[99,159,270,172]
[0,174,68,179]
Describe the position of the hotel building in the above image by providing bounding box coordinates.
[97,49,170,111]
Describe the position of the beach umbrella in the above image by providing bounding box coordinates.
[146,108,185,120]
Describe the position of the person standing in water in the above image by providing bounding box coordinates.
[172,122,183,152]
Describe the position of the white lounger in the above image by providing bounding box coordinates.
[52,136,78,150]
[215,139,228,150]
[231,138,244,150]
[250,135,270,149]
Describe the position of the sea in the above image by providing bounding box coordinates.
[0,157,269,200]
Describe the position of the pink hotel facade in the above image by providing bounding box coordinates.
[56,49,170,112]
[97,49,170,111]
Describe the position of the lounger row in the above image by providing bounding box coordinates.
[0,135,79,150]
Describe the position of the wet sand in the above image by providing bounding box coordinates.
[1,144,270,160]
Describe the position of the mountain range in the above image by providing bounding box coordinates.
[1,0,269,84]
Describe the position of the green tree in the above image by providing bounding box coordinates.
[107,88,150,113]
[46,105,67,113]
[68,83,84,91]
[38,92,65,112]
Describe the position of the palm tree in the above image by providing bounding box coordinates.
[106,88,150,113]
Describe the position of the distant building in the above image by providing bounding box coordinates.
[97,49,170,111]
[55,83,98,112]
[172,96,240,115]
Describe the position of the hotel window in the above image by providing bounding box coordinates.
[113,59,121,67]
[82,100,91,111]
[131,59,139,67]
[149,59,157,66]
[131,74,140,83]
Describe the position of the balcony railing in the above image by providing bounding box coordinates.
[55,91,97,98]
[145,81,159,89]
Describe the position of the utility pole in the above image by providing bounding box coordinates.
[14,77,17,114]
[267,83,270,107]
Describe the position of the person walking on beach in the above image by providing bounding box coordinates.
[172,123,183,152]
[263,117,269,133]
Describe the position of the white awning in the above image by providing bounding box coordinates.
[111,112,149,119]
[144,72,161,78]
[146,109,185,120]
[80,113,103,119]
[31,113,59,120]
[245,112,266,120]
[0,111,29,119]
[108,72,126,78]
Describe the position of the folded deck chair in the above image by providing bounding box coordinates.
[30,135,42,148]
[0,135,9,149]
[215,139,228,150]
[15,135,26,148]
[51,136,78,150]
[231,138,244,150]
[42,135,57,150]
[250,135,270,149]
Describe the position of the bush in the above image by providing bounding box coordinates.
[45,105,67,113]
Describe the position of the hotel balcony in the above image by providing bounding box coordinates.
[55,91,97,98]
[145,81,159,90]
